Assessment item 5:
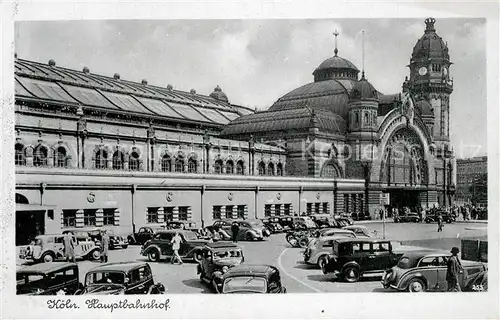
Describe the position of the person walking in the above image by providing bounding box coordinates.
[231,222,240,243]
[437,213,444,232]
[100,230,110,263]
[63,233,76,263]
[170,232,183,264]
[446,247,463,291]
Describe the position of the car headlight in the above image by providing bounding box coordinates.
[222,266,229,273]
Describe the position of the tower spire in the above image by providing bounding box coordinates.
[361,30,365,79]
[333,29,339,56]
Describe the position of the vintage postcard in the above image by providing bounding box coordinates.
[0,1,498,319]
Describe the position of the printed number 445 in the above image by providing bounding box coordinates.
[472,284,485,291]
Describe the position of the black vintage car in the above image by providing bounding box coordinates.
[141,229,209,263]
[197,242,244,293]
[127,226,166,245]
[221,264,287,294]
[321,238,404,282]
[277,215,294,230]
[394,213,421,223]
[262,217,284,234]
[76,262,165,295]
[17,262,82,295]
[425,211,456,224]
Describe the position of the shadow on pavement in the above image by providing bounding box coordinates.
[293,263,317,270]
[372,287,393,292]
[307,274,334,282]
[181,279,212,294]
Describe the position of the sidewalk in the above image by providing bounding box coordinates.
[354,219,487,225]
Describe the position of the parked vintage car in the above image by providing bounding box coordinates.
[210,219,268,241]
[76,262,166,295]
[166,220,198,231]
[141,229,209,263]
[278,215,294,230]
[17,262,82,295]
[425,211,456,224]
[381,251,488,292]
[19,234,101,263]
[342,225,377,238]
[321,238,404,282]
[394,213,421,223]
[292,216,317,230]
[262,217,284,234]
[304,235,356,269]
[221,265,287,294]
[197,242,244,293]
[309,214,337,228]
[64,228,128,250]
[127,226,166,245]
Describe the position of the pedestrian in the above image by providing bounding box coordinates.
[170,232,183,264]
[63,233,76,263]
[437,213,443,232]
[100,229,110,263]
[231,222,240,243]
[379,208,384,220]
[421,208,426,223]
[446,247,463,291]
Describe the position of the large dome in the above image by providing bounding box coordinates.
[313,55,360,82]
[411,18,450,61]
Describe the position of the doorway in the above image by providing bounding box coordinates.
[16,210,45,245]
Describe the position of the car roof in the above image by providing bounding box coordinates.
[205,242,241,249]
[401,250,449,260]
[344,225,366,229]
[223,264,275,277]
[87,261,148,273]
[17,262,77,274]
[157,229,194,234]
[322,228,354,233]
[318,235,354,241]
[334,238,390,244]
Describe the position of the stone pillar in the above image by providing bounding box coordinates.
[232,206,238,219]
[367,189,382,218]
[75,209,84,228]
[95,209,104,227]
[157,207,165,224]
[107,158,113,169]
[124,160,129,170]
[25,146,34,166]
[172,207,179,221]
[114,208,120,226]
[47,149,54,166]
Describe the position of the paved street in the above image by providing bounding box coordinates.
[18,221,487,293]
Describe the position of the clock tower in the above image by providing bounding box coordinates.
[404,17,453,145]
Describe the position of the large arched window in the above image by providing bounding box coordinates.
[188,158,197,173]
[129,151,140,171]
[236,160,244,175]
[214,160,223,174]
[53,146,68,168]
[112,150,124,170]
[322,163,340,178]
[33,145,48,167]
[15,143,26,166]
[95,149,108,169]
[161,155,172,172]
[175,158,184,173]
[258,162,265,176]
[276,163,283,176]
[226,160,234,175]
[267,162,275,176]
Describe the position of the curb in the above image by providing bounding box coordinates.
[353,220,487,225]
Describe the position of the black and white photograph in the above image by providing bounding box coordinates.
[1,1,498,319]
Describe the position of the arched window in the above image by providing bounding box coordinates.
[112,150,124,170]
[33,145,48,167]
[15,143,26,166]
[267,162,275,176]
[364,112,369,125]
[258,162,265,176]
[236,160,244,175]
[161,155,172,172]
[129,151,140,171]
[322,163,339,178]
[188,158,197,173]
[214,160,223,174]
[277,163,283,176]
[226,160,234,174]
[355,112,359,126]
[53,146,67,168]
[175,158,184,173]
[95,149,108,169]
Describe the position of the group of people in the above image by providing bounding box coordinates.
[62,229,111,263]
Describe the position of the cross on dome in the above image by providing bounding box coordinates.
[333,29,339,56]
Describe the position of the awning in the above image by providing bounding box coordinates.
[16,203,57,212]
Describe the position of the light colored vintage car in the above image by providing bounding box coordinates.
[19,234,101,263]
[303,234,355,268]
[342,225,377,238]
[381,251,487,292]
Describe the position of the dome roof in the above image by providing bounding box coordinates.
[315,55,360,72]
[350,76,379,101]
[415,99,433,116]
[209,85,229,102]
[269,78,357,119]
[411,18,450,61]
[313,55,360,82]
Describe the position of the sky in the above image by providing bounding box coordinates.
[15,18,486,157]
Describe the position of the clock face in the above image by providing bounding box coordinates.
[418,66,428,76]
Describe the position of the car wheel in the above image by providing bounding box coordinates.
[408,279,426,292]
[343,266,360,283]
[42,252,54,263]
[298,238,309,248]
[127,236,136,245]
[246,233,254,241]
[317,255,328,270]
[148,250,160,262]
[122,244,128,249]
[91,249,101,261]
[193,251,203,263]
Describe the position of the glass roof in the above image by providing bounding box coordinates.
[194,107,230,124]
[15,79,35,97]
[134,96,185,119]
[219,110,240,121]
[60,84,120,109]
[164,101,211,122]
[17,77,77,103]
[99,91,155,114]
